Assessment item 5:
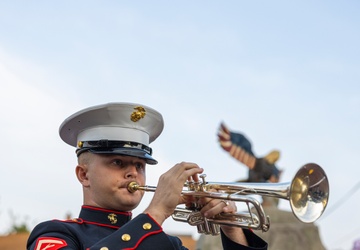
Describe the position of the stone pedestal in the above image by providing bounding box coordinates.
[254,207,326,250]
[196,207,326,250]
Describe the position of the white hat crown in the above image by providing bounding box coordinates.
[59,102,164,164]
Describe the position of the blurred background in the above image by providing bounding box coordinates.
[0,1,359,249]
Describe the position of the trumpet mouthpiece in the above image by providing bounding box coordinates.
[127,181,139,193]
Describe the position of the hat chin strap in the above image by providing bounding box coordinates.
[78,140,152,155]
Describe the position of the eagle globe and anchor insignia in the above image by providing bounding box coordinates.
[130,106,146,122]
[107,213,118,224]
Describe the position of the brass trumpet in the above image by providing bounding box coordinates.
[127,163,329,235]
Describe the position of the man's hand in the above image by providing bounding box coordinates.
[144,162,203,225]
[199,193,249,246]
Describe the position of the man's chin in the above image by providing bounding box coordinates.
[121,196,143,211]
[119,201,141,212]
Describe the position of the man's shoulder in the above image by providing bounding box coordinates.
[27,219,82,249]
[158,234,187,250]
[30,218,85,237]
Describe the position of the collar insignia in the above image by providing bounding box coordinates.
[108,213,118,224]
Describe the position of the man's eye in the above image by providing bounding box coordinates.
[135,162,145,169]
[113,160,123,166]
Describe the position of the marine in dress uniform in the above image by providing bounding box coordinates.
[27,103,268,250]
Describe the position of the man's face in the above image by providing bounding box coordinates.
[79,153,146,211]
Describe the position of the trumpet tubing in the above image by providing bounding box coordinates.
[127,163,329,234]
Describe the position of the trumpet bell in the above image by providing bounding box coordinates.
[290,163,329,223]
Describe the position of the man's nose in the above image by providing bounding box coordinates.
[125,165,138,178]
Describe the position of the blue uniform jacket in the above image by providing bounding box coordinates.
[27,205,267,250]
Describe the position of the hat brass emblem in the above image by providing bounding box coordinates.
[108,213,118,224]
[77,141,83,148]
[131,106,146,122]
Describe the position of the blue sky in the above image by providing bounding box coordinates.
[0,1,359,249]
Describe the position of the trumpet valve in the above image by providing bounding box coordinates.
[199,174,207,181]
[186,180,195,191]
[199,174,207,191]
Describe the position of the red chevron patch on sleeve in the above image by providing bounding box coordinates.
[35,237,68,250]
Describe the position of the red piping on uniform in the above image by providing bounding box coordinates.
[122,229,163,250]
[82,220,121,229]
[146,213,163,229]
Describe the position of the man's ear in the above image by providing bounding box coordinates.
[76,164,90,187]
